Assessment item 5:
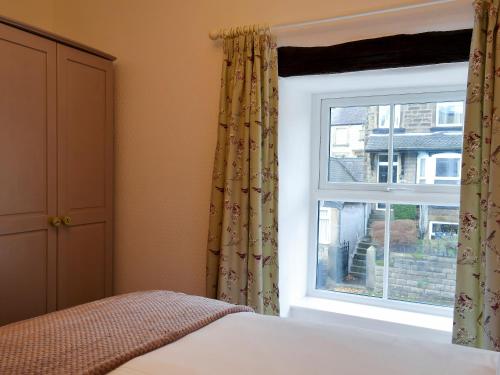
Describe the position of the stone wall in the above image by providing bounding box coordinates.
[400,103,435,132]
[373,253,456,306]
[400,151,417,184]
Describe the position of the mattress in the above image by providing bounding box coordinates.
[112,312,500,375]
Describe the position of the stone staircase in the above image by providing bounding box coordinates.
[348,237,371,283]
[346,209,385,284]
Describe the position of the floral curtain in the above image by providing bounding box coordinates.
[206,29,279,315]
[453,0,500,351]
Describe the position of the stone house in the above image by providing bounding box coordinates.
[326,102,462,244]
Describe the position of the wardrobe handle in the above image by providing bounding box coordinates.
[49,217,62,227]
[62,216,72,226]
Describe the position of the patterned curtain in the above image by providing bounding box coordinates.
[206,29,279,315]
[453,0,500,350]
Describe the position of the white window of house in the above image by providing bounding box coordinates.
[429,221,459,240]
[418,156,427,183]
[417,152,461,185]
[332,126,349,146]
[377,154,398,183]
[434,155,461,184]
[318,208,332,244]
[313,90,464,315]
[378,105,401,128]
[436,101,464,127]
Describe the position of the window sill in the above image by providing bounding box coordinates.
[289,297,453,343]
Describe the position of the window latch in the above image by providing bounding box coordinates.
[386,186,413,192]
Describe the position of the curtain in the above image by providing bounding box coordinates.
[206,29,279,315]
[453,0,500,350]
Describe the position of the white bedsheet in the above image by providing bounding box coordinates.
[112,312,499,375]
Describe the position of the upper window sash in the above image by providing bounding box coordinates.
[316,89,466,194]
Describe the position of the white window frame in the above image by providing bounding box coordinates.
[309,87,465,317]
[433,154,461,183]
[429,221,459,240]
[378,104,401,128]
[435,101,464,127]
[417,152,462,185]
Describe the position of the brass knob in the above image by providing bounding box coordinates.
[49,217,62,227]
[62,216,72,226]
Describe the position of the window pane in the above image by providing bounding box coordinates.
[437,101,464,126]
[386,101,463,185]
[378,105,390,128]
[388,204,458,307]
[316,201,384,298]
[378,105,401,128]
[436,158,460,177]
[329,106,385,183]
[332,127,349,145]
[419,158,426,178]
[329,101,463,185]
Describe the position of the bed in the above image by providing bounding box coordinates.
[1,291,498,375]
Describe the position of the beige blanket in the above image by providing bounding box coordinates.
[113,312,500,375]
[0,290,252,375]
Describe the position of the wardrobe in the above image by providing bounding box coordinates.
[0,18,114,325]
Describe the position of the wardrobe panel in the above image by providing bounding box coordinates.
[57,44,114,308]
[66,61,106,210]
[0,37,47,215]
[0,23,57,325]
[0,231,48,325]
[57,223,106,309]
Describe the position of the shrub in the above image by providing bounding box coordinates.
[371,219,417,251]
[393,204,417,220]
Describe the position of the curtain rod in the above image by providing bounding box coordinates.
[208,0,456,40]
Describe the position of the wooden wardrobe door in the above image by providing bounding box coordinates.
[0,24,57,325]
[57,44,113,309]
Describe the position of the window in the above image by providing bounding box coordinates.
[377,154,398,183]
[436,101,464,127]
[378,105,401,128]
[429,221,459,240]
[417,153,461,185]
[435,156,460,184]
[314,90,464,313]
[332,127,349,146]
[419,158,426,181]
[318,208,332,244]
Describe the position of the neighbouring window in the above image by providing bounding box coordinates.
[378,105,401,128]
[377,154,398,183]
[429,221,459,240]
[318,208,332,244]
[417,152,461,185]
[435,156,460,184]
[332,126,349,146]
[436,101,464,127]
[315,90,464,311]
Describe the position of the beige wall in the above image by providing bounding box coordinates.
[0,0,55,31]
[0,0,471,297]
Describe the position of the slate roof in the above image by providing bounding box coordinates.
[365,131,463,151]
[330,107,368,126]
[329,157,365,183]
[324,201,344,209]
